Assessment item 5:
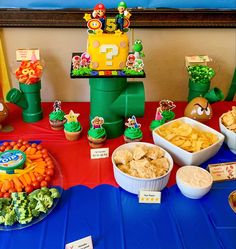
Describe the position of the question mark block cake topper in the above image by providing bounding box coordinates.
[87,32,129,70]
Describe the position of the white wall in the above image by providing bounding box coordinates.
[2,28,236,101]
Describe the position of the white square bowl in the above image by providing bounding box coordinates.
[111,142,174,194]
[152,117,225,166]
[219,117,236,154]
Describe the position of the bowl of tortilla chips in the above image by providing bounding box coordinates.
[219,106,236,154]
[152,117,224,166]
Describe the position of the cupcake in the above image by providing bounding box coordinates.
[49,100,66,130]
[149,107,166,131]
[87,116,107,148]
[161,110,175,122]
[124,115,143,143]
[149,118,166,131]
[159,100,176,122]
[64,110,82,141]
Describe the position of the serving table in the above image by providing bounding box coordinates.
[0,101,235,249]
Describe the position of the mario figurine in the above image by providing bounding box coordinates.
[116,1,129,32]
[92,3,106,30]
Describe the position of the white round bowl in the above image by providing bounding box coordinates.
[176,166,213,199]
[111,142,173,194]
[219,117,236,154]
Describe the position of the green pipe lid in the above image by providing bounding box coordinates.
[0,150,26,174]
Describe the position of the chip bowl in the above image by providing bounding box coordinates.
[111,142,173,194]
[219,117,236,154]
[152,117,224,166]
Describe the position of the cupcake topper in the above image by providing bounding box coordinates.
[64,110,80,123]
[159,100,176,111]
[91,116,104,129]
[125,115,141,128]
[155,107,163,121]
[53,100,62,112]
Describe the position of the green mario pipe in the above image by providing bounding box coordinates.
[89,78,145,138]
[6,81,43,123]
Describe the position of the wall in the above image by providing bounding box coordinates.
[1,28,236,102]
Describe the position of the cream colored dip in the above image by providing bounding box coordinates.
[178,166,212,188]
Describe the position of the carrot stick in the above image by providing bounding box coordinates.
[23,173,32,185]
[27,154,43,160]
[29,148,37,155]
[2,180,11,191]
[29,172,36,182]
[19,175,28,187]
[24,147,32,155]
[12,177,23,189]
[34,167,45,175]
[19,145,26,152]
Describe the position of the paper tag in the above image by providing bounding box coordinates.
[208,162,236,181]
[185,55,212,67]
[139,190,161,204]
[90,148,109,159]
[16,49,40,61]
[65,236,93,249]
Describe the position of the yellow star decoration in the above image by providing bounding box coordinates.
[95,29,103,35]
[114,29,123,36]
[64,110,80,123]
[83,13,91,22]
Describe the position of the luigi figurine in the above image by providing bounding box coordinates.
[116,1,129,32]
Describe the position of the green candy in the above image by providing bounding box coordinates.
[187,65,215,83]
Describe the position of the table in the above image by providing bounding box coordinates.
[0,101,236,249]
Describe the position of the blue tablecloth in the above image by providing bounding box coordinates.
[1,182,235,249]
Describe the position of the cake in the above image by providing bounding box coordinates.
[124,115,143,143]
[71,2,145,76]
[87,116,107,148]
[64,110,82,141]
[49,100,66,130]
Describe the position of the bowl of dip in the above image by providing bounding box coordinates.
[176,165,213,199]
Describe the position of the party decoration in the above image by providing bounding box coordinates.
[15,60,43,85]
[49,100,66,130]
[149,100,176,131]
[64,110,80,123]
[64,110,82,141]
[6,51,43,123]
[0,100,8,125]
[124,115,143,142]
[184,97,212,123]
[187,65,215,102]
[88,116,107,148]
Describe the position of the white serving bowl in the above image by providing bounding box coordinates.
[219,117,236,154]
[152,117,224,166]
[111,142,173,194]
[176,166,213,199]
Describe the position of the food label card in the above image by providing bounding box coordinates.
[90,148,109,159]
[208,162,236,181]
[185,55,212,67]
[139,190,161,204]
[65,236,93,249]
[16,49,40,61]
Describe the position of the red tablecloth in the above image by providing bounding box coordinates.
[1,101,235,190]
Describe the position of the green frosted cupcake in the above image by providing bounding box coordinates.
[124,127,143,143]
[149,118,166,131]
[64,110,82,141]
[87,116,106,148]
[49,110,66,130]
